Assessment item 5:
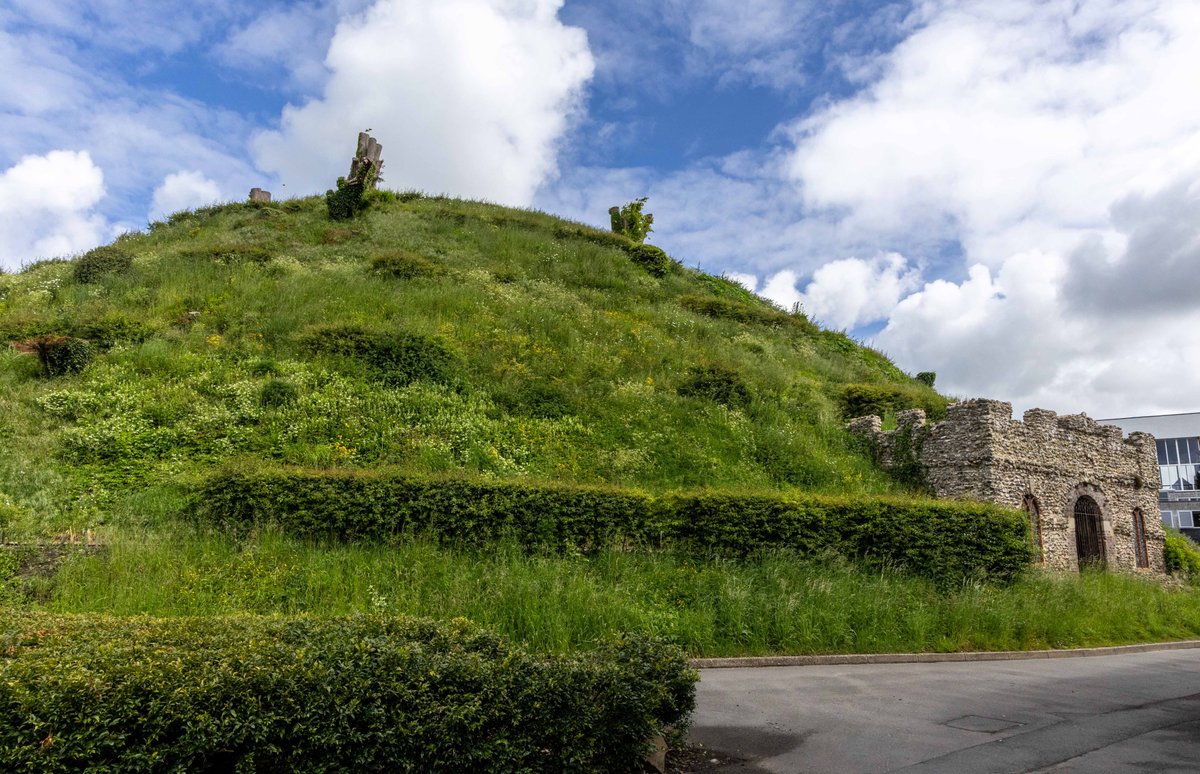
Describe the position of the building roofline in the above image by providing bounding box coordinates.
[1099,412,1200,422]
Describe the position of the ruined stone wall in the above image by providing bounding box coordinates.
[850,399,1165,575]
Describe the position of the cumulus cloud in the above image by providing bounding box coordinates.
[253,0,594,205]
[150,171,224,221]
[783,0,1200,415]
[795,253,920,330]
[0,150,109,269]
[787,0,1200,267]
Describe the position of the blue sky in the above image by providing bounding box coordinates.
[2,0,1200,417]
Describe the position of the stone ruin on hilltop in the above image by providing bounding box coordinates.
[849,399,1165,575]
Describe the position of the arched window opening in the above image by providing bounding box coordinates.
[1022,494,1044,561]
[1132,508,1149,569]
[1074,495,1106,567]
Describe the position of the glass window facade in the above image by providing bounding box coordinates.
[1164,510,1199,528]
[1156,437,1200,491]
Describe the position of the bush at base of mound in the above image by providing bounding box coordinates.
[0,613,696,773]
[195,468,1035,586]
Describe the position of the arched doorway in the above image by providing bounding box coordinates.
[1074,495,1105,567]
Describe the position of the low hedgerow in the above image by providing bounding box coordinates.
[194,469,1034,585]
[196,470,657,549]
[0,613,695,773]
[666,492,1035,585]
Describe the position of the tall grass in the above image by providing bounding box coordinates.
[43,530,1200,656]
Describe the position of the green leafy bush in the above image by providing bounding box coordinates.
[72,246,132,284]
[1164,531,1200,585]
[0,613,696,773]
[195,469,1034,584]
[679,294,793,328]
[326,176,367,221]
[31,336,94,377]
[297,327,458,386]
[677,365,751,409]
[624,243,673,277]
[492,380,574,419]
[369,250,441,280]
[838,383,948,421]
[71,315,152,348]
[609,198,654,243]
[297,324,378,358]
[369,332,460,387]
[260,378,299,408]
[916,371,937,388]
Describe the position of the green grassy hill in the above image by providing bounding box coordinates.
[0,194,944,537]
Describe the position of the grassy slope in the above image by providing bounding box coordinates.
[0,194,934,537]
[2,194,1198,657]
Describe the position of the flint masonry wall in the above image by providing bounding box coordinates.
[849,399,1165,574]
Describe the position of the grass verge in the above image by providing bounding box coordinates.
[37,530,1200,657]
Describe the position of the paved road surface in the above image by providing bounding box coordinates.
[691,650,1200,772]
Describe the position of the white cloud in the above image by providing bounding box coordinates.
[150,171,224,221]
[780,0,1200,415]
[253,0,594,205]
[214,2,373,93]
[787,0,1200,267]
[0,150,109,269]
[796,253,920,330]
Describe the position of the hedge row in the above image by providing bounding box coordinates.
[0,613,696,773]
[195,470,1035,584]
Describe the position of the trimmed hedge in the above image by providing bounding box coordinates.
[198,470,657,549]
[195,470,1035,584]
[0,613,695,773]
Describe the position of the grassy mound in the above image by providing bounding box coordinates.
[0,195,945,538]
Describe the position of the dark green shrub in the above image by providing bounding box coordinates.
[916,371,937,388]
[677,365,751,409]
[260,378,299,408]
[297,324,378,358]
[195,469,1033,585]
[72,315,152,348]
[247,359,281,376]
[678,294,792,327]
[72,246,132,284]
[31,336,93,377]
[625,243,673,277]
[369,250,441,279]
[326,176,367,221]
[838,383,948,421]
[297,326,457,386]
[1165,531,1200,585]
[369,332,460,387]
[0,613,696,773]
[492,381,573,419]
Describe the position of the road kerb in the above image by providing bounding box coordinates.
[690,639,1200,669]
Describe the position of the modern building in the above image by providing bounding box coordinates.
[1098,412,1200,545]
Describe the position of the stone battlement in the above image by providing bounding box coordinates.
[849,398,1164,575]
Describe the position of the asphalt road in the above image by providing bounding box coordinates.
[690,649,1200,773]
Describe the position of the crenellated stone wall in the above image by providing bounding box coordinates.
[849,398,1165,575]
